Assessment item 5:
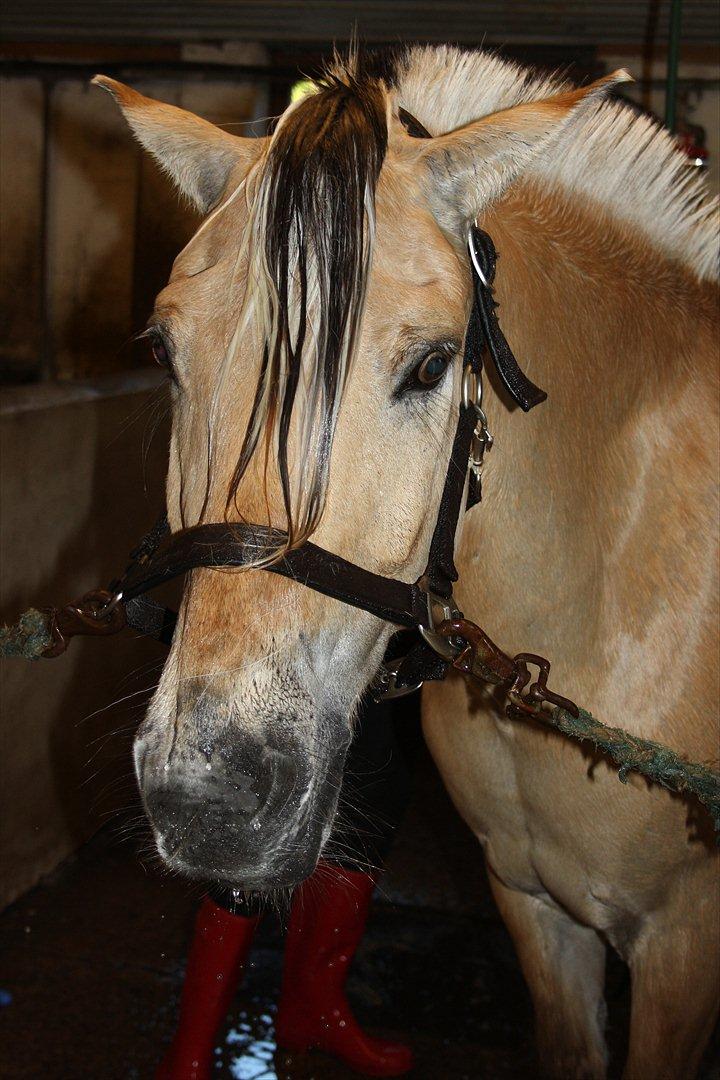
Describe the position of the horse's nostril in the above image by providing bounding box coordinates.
[143,745,301,853]
[137,716,352,888]
[229,772,261,814]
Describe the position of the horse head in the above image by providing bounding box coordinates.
[95,57,621,891]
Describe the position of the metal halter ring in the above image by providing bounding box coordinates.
[467,229,490,288]
[461,364,483,412]
[94,590,124,619]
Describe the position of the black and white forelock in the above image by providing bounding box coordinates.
[225,53,393,551]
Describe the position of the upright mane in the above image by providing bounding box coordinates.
[389,45,719,281]
[222,44,717,554]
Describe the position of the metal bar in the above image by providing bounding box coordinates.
[1,0,718,46]
[0,60,293,83]
[39,79,53,380]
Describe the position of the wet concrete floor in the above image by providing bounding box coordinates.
[1,834,537,1078]
[1,745,718,1079]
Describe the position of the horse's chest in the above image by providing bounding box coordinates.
[453,717,566,894]
[423,692,643,932]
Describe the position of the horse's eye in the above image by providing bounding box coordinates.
[151,336,171,370]
[394,344,456,398]
[413,350,450,388]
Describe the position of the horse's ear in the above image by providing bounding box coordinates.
[417,71,631,240]
[92,75,267,212]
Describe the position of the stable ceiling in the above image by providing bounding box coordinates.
[2,0,719,47]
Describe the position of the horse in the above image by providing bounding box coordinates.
[94,44,719,1079]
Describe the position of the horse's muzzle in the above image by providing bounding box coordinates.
[138,713,350,889]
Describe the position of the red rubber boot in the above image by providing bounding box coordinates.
[275,862,413,1077]
[156,897,260,1080]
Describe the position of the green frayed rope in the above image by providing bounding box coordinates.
[0,608,52,660]
[547,706,720,833]
[1,606,719,832]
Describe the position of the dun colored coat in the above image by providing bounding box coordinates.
[96,45,719,1079]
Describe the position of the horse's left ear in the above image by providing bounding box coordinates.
[92,75,267,212]
[416,71,631,240]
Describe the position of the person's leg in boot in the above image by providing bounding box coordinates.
[276,694,414,1077]
[157,889,262,1080]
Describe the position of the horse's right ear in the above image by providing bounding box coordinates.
[92,76,267,213]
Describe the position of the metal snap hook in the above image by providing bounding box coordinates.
[418,590,464,661]
[463,366,493,474]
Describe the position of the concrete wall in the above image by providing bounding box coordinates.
[0,374,171,909]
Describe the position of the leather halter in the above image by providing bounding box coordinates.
[42,223,578,717]
[92,226,551,698]
[40,103,575,713]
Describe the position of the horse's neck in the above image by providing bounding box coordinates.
[460,182,718,693]
[486,180,716,417]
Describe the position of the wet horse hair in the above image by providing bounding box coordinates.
[229,60,389,551]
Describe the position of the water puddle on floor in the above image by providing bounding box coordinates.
[222,1003,277,1079]
[214,998,348,1080]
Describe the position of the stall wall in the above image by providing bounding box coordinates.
[0,59,269,909]
[0,64,269,382]
[0,375,169,909]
